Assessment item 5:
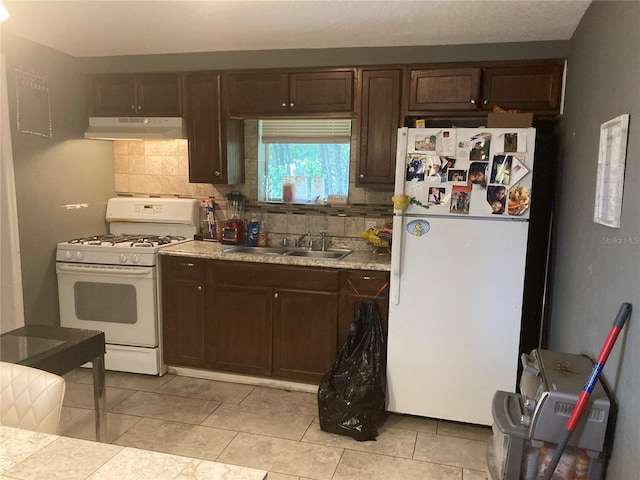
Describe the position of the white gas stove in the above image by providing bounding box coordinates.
[55,197,199,375]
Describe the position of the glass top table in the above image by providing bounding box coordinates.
[0,325,107,442]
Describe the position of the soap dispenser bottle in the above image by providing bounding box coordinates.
[247,214,260,246]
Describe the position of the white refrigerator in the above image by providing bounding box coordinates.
[387,126,537,426]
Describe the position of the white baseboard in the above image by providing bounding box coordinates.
[167,366,318,394]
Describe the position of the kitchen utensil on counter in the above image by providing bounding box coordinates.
[221,191,246,245]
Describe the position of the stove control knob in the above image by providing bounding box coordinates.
[65,251,73,260]
[74,251,84,261]
[119,253,128,263]
[131,254,140,264]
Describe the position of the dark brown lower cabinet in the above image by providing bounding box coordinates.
[273,289,338,383]
[205,260,340,383]
[206,283,274,376]
[161,256,206,367]
[162,256,390,384]
[338,270,390,349]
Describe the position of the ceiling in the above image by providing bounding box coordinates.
[2,0,591,58]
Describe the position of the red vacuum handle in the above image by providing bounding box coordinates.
[543,302,632,480]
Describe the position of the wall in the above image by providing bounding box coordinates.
[551,1,639,477]
[1,31,115,327]
[79,41,568,73]
[111,120,393,246]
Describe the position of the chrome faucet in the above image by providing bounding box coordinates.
[294,233,309,248]
[319,230,328,251]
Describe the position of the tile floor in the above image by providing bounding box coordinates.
[60,369,491,480]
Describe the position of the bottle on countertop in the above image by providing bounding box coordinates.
[247,215,260,247]
[258,221,268,247]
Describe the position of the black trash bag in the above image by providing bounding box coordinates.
[317,298,386,441]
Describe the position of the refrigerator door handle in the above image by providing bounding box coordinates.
[390,215,403,305]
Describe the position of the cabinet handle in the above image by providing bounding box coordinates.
[483,99,489,105]
[274,292,279,299]
[361,276,376,280]
[359,174,365,179]
[137,105,142,111]
[130,104,135,110]
[180,262,195,267]
[197,286,202,291]
[290,102,294,107]
[214,171,221,177]
[281,103,287,108]
[470,99,477,105]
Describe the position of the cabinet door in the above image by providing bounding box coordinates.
[408,67,481,112]
[136,73,183,116]
[206,283,273,376]
[357,68,403,187]
[289,71,354,113]
[338,270,389,349]
[90,75,137,116]
[481,63,564,114]
[186,74,244,184]
[162,256,206,367]
[226,72,290,116]
[273,288,338,383]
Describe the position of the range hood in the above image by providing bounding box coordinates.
[84,117,187,140]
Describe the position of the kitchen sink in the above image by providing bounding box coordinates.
[286,249,352,260]
[223,246,292,256]
[223,246,352,260]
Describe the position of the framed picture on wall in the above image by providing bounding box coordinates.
[594,114,629,228]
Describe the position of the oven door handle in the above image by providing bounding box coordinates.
[56,263,153,276]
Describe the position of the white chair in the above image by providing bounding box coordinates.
[0,361,66,434]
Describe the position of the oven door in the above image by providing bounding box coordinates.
[56,262,158,347]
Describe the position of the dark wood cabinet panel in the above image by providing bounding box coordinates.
[206,260,339,383]
[289,71,354,113]
[89,73,182,117]
[407,60,564,116]
[481,63,564,114]
[226,70,354,116]
[273,289,338,383]
[409,68,481,112]
[226,72,290,115]
[185,74,244,184]
[162,258,389,384]
[338,270,390,349]
[161,256,206,367]
[206,283,273,376]
[357,68,403,187]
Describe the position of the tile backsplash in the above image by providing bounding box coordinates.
[112,120,393,242]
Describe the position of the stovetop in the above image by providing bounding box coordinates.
[65,234,188,248]
[56,197,200,266]
[56,233,192,266]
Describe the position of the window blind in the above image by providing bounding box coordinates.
[260,119,351,144]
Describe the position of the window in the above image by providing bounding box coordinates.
[258,119,351,204]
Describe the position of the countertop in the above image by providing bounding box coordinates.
[159,240,391,272]
[0,425,267,480]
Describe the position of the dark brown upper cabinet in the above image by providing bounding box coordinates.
[185,73,244,184]
[408,67,482,112]
[88,73,183,117]
[225,69,355,116]
[480,62,565,114]
[407,60,565,116]
[356,68,404,187]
